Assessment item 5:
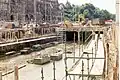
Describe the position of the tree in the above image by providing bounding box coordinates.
[64,1,73,21]
[64,2,115,21]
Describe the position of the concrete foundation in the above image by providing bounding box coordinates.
[33,54,50,65]
[50,53,62,61]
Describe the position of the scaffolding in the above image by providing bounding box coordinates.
[60,26,106,80]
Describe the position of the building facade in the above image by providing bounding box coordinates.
[0,0,63,24]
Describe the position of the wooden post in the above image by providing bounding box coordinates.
[0,32,2,41]
[42,28,44,35]
[113,67,117,80]
[10,31,12,40]
[0,71,2,80]
[12,32,15,40]
[14,66,19,80]
[5,32,7,40]
[17,31,20,39]
[7,32,9,40]
[11,32,13,40]
[19,31,22,38]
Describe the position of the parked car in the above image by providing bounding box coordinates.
[32,44,41,51]
[20,47,31,54]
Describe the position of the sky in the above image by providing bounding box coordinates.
[58,0,116,14]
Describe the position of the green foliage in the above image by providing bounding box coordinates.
[64,2,115,21]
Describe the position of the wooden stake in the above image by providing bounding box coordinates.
[0,71,2,80]
[14,66,19,80]
[113,67,117,80]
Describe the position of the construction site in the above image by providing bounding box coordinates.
[0,0,119,80]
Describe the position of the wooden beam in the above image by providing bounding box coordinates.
[68,73,102,77]
[66,57,104,59]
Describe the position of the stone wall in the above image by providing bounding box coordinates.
[0,0,63,24]
[103,25,118,80]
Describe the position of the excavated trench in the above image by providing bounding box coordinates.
[66,31,92,43]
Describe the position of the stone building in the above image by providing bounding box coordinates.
[0,0,63,24]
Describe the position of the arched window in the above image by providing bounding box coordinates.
[10,15,14,21]
[30,15,34,21]
[25,15,29,20]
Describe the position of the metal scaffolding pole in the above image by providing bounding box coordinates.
[78,31,81,56]
[82,31,84,52]
[82,60,84,80]
[73,32,76,63]
[41,68,44,80]
[87,54,90,80]
[53,61,56,80]
[64,29,68,80]
[92,47,94,65]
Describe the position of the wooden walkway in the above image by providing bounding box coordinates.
[0,36,58,47]
[57,26,108,32]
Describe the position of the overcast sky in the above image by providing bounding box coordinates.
[58,0,116,14]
